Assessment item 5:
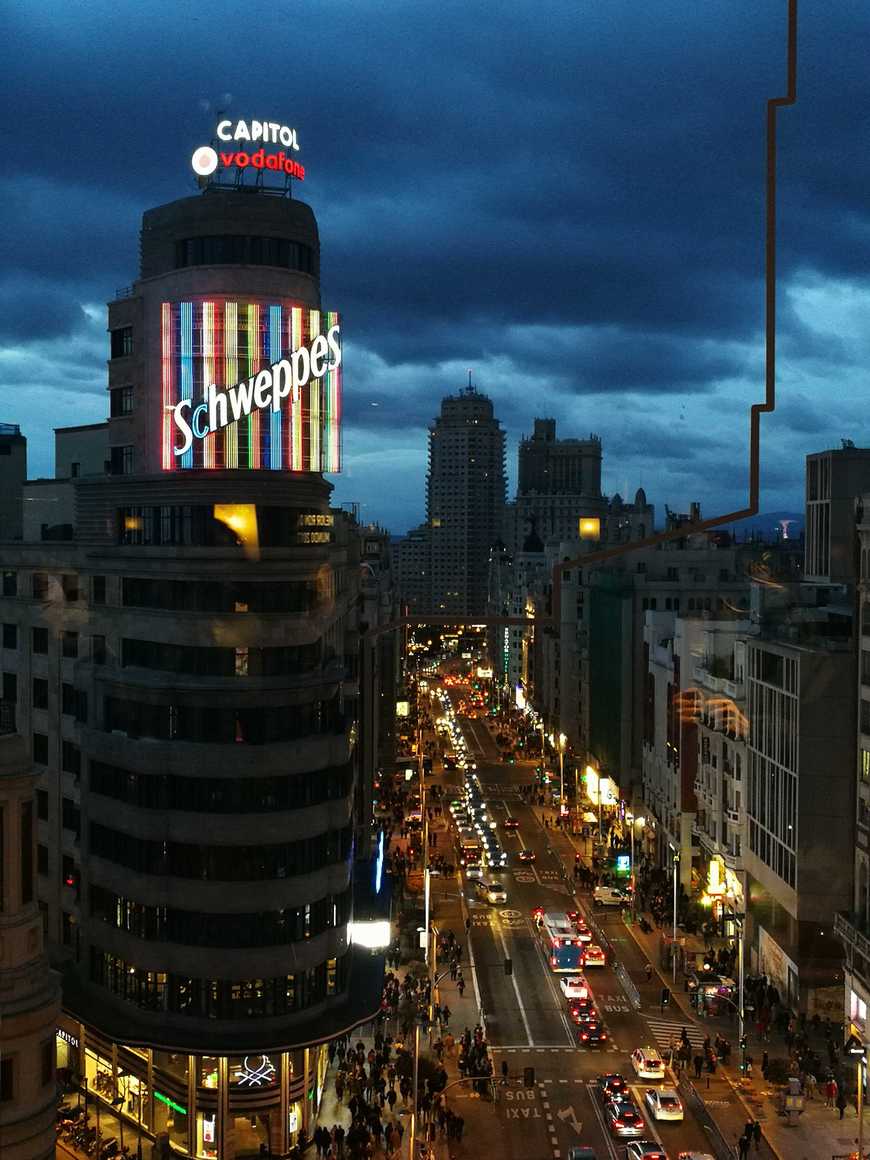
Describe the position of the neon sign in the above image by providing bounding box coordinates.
[161,301,342,473]
[233,1055,276,1087]
[192,119,304,181]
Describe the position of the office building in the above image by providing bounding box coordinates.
[427,385,506,618]
[505,419,605,551]
[0,184,383,1158]
[0,424,27,542]
[0,730,61,1160]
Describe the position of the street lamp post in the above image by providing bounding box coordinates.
[669,842,680,984]
[558,733,566,825]
[627,813,635,919]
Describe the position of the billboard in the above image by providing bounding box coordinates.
[161,299,341,473]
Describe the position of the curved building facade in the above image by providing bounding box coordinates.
[2,187,384,1158]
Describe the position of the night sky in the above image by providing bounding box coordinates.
[5,1,869,533]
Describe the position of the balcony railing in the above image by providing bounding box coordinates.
[834,911,870,966]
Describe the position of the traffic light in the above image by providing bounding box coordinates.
[660,987,671,1008]
[504,958,513,976]
[739,1035,748,1051]
[524,1066,535,1089]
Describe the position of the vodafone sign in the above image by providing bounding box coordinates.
[192,118,305,182]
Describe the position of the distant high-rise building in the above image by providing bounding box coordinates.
[506,418,606,551]
[0,423,26,541]
[393,523,432,616]
[427,385,506,617]
[804,444,870,584]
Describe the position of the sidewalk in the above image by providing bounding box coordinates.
[542,810,868,1160]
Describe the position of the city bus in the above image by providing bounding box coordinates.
[457,838,483,867]
[539,911,585,973]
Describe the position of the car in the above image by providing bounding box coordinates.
[503,816,519,830]
[582,944,607,968]
[604,1100,646,1138]
[568,998,598,1025]
[644,1086,684,1121]
[567,1150,599,1160]
[631,1047,666,1081]
[676,1154,715,1160]
[560,976,589,1000]
[595,1073,629,1101]
[578,1020,608,1048]
[518,849,537,863]
[465,862,484,881]
[593,885,627,907]
[475,880,507,905]
[574,925,593,944]
[624,1144,668,1160]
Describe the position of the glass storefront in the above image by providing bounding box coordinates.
[57,1026,322,1157]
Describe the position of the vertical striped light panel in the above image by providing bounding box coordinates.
[161,300,341,473]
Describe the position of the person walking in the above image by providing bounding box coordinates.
[836,1088,848,1120]
[737,1130,750,1159]
[457,974,466,998]
[645,963,653,983]
[751,1120,762,1151]
[694,1053,704,1079]
[825,1076,838,1107]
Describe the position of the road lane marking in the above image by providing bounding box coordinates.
[585,1082,621,1160]
[493,910,534,1046]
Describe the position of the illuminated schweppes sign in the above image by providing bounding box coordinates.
[161,301,342,473]
[173,324,340,456]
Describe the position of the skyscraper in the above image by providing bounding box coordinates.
[505,418,605,551]
[427,385,506,617]
[0,184,383,1157]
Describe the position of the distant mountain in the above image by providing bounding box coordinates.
[718,510,804,540]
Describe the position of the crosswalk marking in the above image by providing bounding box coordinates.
[643,1017,707,1053]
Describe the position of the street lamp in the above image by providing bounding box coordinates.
[669,842,680,983]
[626,814,645,920]
[558,733,566,823]
[846,1034,867,1160]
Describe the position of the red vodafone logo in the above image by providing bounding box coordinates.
[218,148,304,180]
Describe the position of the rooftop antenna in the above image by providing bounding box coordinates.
[467,368,473,389]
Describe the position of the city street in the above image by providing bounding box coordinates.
[441,707,730,1160]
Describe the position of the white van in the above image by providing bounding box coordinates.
[593,885,627,907]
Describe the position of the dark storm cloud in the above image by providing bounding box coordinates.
[4,0,870,524]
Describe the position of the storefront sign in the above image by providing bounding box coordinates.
[234,1055,276,1087]
[288,1110,299,1133]
[57,1028,79,1049]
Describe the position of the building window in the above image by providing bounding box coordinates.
[32,733,48,765]
[62,855,76,889]
[36,789,48,820]
[92,575,106,605]
[2,571,16,597]
[862,701,870,738]
[0,1057,13,1102]
[62,742,81,777]
[2,672,16,703]
[91,635,107,665]
[110,386,134,417]
[32,627,48,654]
[20,800,32,905]
[110,326,133,359]
[110,446,135,476]
[71,462,80,478]
[37,843,48,875]
[32,572,49,600]
[62,631,79,659]
[2,624,17,650]
[61,683,76,716]
[32,678,48,710]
